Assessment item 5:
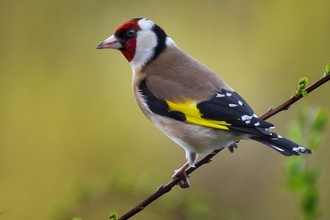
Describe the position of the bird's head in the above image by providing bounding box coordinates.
[97,18,174,68]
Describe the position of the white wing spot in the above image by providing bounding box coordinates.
[216,93,225,98]
[226,92,232,97]
[238,101,243,106]
[229,104,238,107]
[293,146,306,153]
[241,115,253,121]
[270,145,284,152]
[292,147,299,152]
[254,122,260,126]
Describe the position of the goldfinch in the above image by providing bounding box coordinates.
[97,18,311,168]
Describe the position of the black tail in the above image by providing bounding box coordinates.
[251,132,312,156]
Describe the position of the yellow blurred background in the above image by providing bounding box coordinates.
[1,1,330,219]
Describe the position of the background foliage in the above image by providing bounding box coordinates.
[1,1,330,219]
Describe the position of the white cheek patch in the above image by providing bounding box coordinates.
[130,30,158,69]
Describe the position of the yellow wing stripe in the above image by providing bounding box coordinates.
[166,100,231,130]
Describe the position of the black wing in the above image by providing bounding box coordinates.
[197,89,275,136]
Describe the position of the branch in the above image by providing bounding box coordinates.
[261,74,330,120]
[117,68,330,220]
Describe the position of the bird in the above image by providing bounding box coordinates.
[96,18,311,183]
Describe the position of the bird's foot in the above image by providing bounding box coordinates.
[172,163,191,188]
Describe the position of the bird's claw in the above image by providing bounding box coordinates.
[172,165,191,188]
[178,177,190,188]
[173,170,190,188]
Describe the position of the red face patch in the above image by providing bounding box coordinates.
[115,19,141,35]
[120,39,136,62]
[114,19,142,62]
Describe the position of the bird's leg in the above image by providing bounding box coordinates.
[172,163,190,188]
[172,151,197,188]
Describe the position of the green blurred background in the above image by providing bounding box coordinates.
[1,1,330,219]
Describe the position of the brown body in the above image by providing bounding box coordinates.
[132,44,242,159]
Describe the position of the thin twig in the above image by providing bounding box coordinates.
[118,73,330,220]
[261,74,330,120]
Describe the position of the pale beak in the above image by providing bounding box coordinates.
[96,35,123,50]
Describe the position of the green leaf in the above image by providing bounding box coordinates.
[299,77,308,89]
[109,212,118,220]
[295,77,308,97]
[301,89,308,97]
[324,63,330,76]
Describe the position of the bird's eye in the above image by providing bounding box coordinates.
[126,28,137,38]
